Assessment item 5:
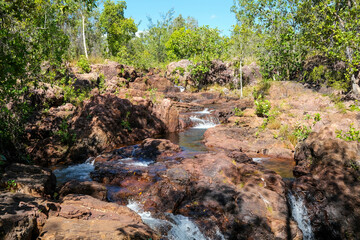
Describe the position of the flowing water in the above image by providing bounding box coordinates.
[127,201,210,240]
[52,106,311,239]
[53,158,95,185]
[288,192,314,240]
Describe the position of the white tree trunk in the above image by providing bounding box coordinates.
[240,60,243,98]
[82,14,88,59]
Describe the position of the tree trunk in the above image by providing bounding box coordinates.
[240,60,243,98]
[82,13,88,59]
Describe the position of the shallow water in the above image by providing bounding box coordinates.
[253,157,294,179]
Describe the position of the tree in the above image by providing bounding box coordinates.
[166,26,228,61]
[297,0,360,93]
[0,0,97,159]
[100,0,137,57]
[231,0,305,81]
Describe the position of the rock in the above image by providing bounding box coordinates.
[59,180,108,201]
[0,192,59,240]
[69,95,166,162]
[166,59,192,87]
[73,72,99,90]
[207,60,234,86]
[26,94,167,166]
[25,103,76,166]
[241,62,262,85]
[0,164,56,198]
[39,194,159,240]
[204,126,294,159]
[292,127,360,239]
[140,152,302,239]
[28,82,64,108]
[153,98,180,132]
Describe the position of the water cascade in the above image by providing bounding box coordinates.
[288,192,314,240]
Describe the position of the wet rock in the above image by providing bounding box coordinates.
[39,194,158,240]
[140,152,302,239]
[292,127,360,239]
[0,164,56,198]
[59,180,107,201]
[0,192,59,240]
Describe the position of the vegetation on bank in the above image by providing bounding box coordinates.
[1,0,360,162]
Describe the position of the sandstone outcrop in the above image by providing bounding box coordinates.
[292,127,360,239]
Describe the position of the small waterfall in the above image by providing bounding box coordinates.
[127,201,209,240]
[189,109,219,129]
[194,108,212,114]
[53,157,95,185]
[288,192,314,240]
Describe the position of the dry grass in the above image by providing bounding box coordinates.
[268,119,282,130]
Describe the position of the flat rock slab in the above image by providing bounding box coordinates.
[39,194,158,240]
[0,192,58,240]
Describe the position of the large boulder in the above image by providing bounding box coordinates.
[0,164,56,198]
[153,98,180,132]
[292,127,360,239]
[26,94,166,166]
[38,194,159,240]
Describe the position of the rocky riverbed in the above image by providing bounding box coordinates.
[1,60,360,239]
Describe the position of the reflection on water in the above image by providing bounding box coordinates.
[166,128,208,158]
[253,157,294,179]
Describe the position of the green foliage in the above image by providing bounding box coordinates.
[254,98,271,117]
[188,61,210,89]
[55,119,76,146]
[77,55,91,73]
[234,107,244,117]
[6,180,17,191]
[148,88,158,103]
[293,124,312,142]
[100,0,137,57]
[121,111,132,131]
[350,101,360,112]
[166,26,228,61]
[336,124,360,142]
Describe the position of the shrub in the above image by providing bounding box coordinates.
[234,107,244,117]
[336,123,360,142]
[255,97,271,117]
[55,119,76,146]
[293,124,312,142]
[77,55,91,73]
[188,61,210,89]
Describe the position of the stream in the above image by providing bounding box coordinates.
[53,106,313,239]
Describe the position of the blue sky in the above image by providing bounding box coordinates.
[123,0,236,36]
